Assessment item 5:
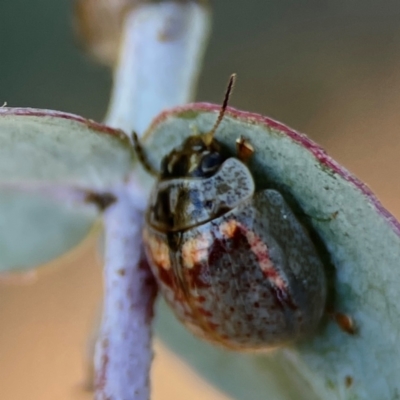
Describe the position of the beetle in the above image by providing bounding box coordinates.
[133,75,327,350]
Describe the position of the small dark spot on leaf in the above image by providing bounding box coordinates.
[345,375,353,388]
[85,192,116,211]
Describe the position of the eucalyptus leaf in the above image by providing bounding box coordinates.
[0,108,133,188]
[144,104,400,400]
[0,108,135,271]
[0,189,97,271]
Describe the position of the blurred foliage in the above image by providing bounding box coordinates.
[2,0,400,136]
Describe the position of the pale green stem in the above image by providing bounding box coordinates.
[105,1,210,136]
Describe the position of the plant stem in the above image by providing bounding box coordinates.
[105,1,210,136]
[95,181,157,400]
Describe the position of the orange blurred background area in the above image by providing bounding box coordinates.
[2,1,400,399]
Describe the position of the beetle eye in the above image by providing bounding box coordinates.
[161,152,190,178]
[201,152,223,174]
[171,155,189,176]
[161,157,170,175]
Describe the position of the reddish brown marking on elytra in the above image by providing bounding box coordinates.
[144,229,171,270]
[187,262,211,289]
[156,263,174,288]
[207,321,220,331]
[239,226,285,288]
[198,308,213,317]
[262,267,280,280]
[208,236,226,266]
[197,295,206,303]
[230,223,250,250]
[220,219,289,293]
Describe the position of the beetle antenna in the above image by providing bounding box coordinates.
[203,73,236,145]
[132,131,159,177]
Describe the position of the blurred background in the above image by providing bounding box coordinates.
[1,0,400,399]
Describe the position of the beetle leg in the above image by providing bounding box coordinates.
[236,136,254,162]
[328,309,357,335]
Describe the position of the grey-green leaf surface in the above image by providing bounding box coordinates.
[0,108,135,272]
[0,189,97,271]
[144,104,400,400]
